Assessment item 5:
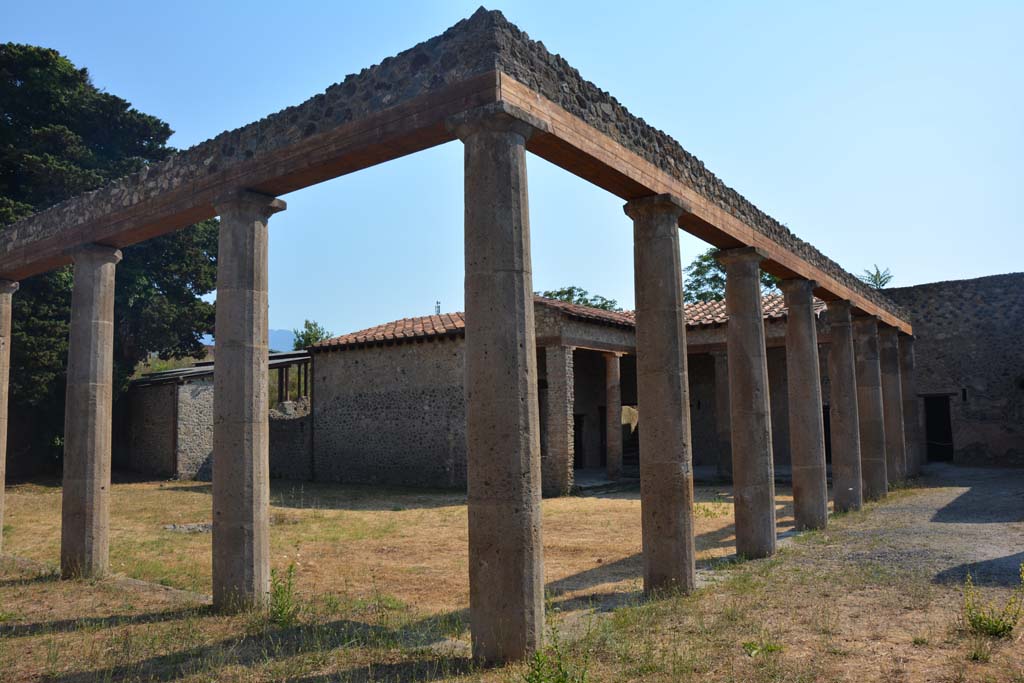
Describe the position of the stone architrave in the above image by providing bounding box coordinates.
[211,191,285,611]
[61,245,121,579]
[0,280,17,554]
[604,352,623,481]
[449,103,547,664]
[626,193,696,593]
[826,300,863,512]
[853,316,887,500]
[717,247,776,559]
[779,279,828,531]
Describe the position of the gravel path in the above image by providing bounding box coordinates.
[838,462,1024,588]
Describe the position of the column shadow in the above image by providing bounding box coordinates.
[932,552,1024,588]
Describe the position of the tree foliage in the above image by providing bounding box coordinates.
[292,320,333,350]
[538,286,622,312]
[683,247,780,303]
[859,264,894,290]
[0,43,218,469]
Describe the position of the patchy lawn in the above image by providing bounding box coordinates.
[0,464,1021,682]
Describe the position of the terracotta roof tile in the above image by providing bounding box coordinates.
[310,294,825,351]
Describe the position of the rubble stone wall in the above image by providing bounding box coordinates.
[312,338,467,488]
[887,273,1024,466]
[125,383,176,477]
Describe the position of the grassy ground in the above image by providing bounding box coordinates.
[0,469,1021,682]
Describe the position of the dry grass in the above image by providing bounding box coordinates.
[1,476,1022,682]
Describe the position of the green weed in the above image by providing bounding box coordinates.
[269,563,300,628]
[962,564,1024,638]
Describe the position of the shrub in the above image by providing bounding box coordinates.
[269,563,299,628]
[522,626,588,683]
[962,564,1024,638]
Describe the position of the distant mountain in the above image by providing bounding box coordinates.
[269,329,295,353]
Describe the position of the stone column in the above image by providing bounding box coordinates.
[61,244,121,579]
[626,193,696,593]
[604,352,623,480]
[853,316,887,500]
[542,345,574,497]
[450,104,545,663]
[878,326,907,484]
[718,247,776,559]
[211,191,285,611]
[779,279,828,531]
[0,281,17,554]
[899,335,924,477]
[711,350,732,479]
[826,301,863,512]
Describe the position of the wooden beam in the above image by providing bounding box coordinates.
[498,74,911,334]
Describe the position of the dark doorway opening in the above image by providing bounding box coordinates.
[823,405,832,464]
[573,415,585,469]
[924,396,954,462]
[598,406,607,468]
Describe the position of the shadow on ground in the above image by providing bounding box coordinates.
[933,551,1024,587]
[38,608,472,683]
[160,482,466,512]
[0,607,204,638]
[931,484,1024,524]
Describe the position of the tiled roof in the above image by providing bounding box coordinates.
[534,296,636,328]
[311,312,466,350]
[310,294,824,351]
[685,294,826,327]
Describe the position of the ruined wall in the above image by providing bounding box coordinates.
[312,338,466,488]
[887,274,1024,466]
[269,399,313,481]
[176,379,215,480]
[125,383,177,477]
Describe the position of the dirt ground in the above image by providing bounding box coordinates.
[0,463,1021,682]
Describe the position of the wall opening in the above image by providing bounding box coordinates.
[924,396,954,462]
[822,404,832,464]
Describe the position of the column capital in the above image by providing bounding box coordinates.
[214,190,286,220]
[877,325,901,341]
[0,280,18,296]
[446,102,551,142]
[622,193,689,221]
[603,351,624,359]
[852,313,878,326]
[778,278,817,299]
[715,246,767,268]
[68,243,122,266]
[826,299,853,314]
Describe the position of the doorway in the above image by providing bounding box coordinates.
[924,396,954,462]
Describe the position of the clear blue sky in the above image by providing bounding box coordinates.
[8,1,1023,337]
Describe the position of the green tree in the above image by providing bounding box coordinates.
[292,320,333,350]
[859,264,893,290]
[538,286,622,312]
[0,43,218,470]
[683,247,780,303]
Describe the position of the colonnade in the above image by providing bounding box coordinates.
[0,104,921,664]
